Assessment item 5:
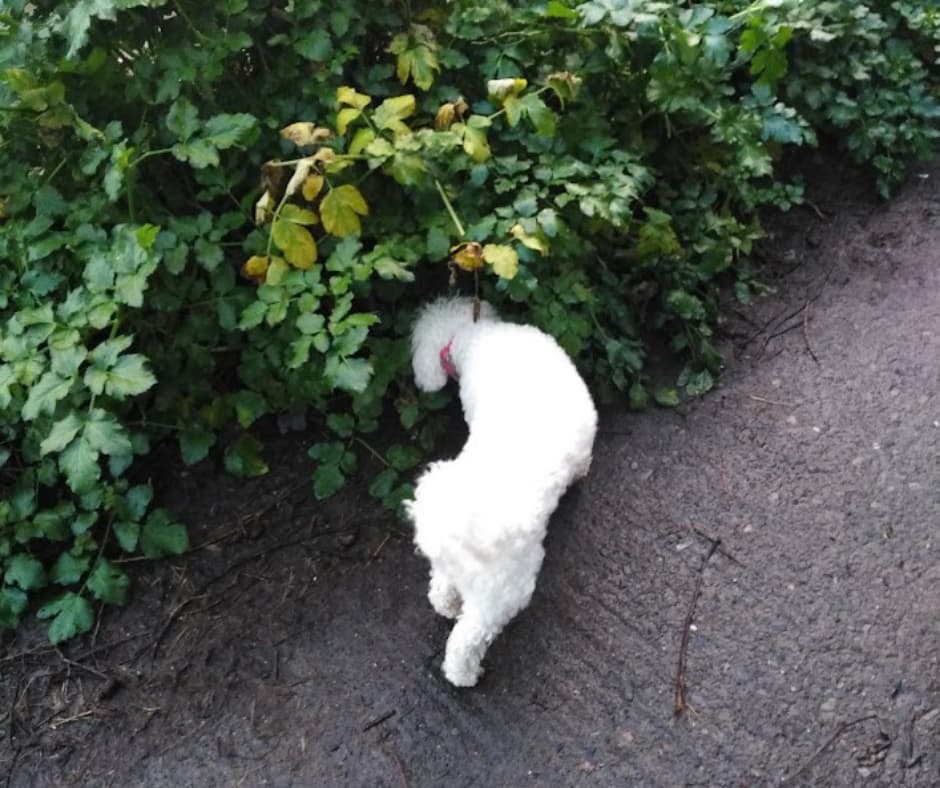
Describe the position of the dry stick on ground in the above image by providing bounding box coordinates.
[802,300,820,364]
[738,393,802,408]
[674,537,721,718]
[779,714,880,785]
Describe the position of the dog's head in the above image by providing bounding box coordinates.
[410,297,497,391]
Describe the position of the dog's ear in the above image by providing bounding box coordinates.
[412,348,448,391]
[411,322,449,391]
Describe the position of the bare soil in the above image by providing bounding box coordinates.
[2,157,939,787]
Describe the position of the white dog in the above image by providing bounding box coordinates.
[406,297,597,686]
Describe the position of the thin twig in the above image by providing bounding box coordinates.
[780,714,880,785]
[362,709,396,732]
[803,198,830,220]
[690,527,743,568]
[741,393,800,408]
[802,300,819,364]
[674,537,721,717]
[369,533,392,562]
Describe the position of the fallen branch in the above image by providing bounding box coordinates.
[674,537,721,717]
[802,300,820,364]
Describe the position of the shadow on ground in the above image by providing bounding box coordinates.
[3,159,940,787]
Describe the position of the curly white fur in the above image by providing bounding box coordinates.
[405,297,597,687]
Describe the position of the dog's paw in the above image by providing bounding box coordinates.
[443,658,483,688]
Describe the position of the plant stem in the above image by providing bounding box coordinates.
[434,178,465,238]
[128,147,174,168]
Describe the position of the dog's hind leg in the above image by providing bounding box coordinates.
[428,569,461,619]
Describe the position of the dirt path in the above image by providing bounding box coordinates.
[3,160,940,787]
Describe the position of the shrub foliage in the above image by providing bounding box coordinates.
[0,0,937,641]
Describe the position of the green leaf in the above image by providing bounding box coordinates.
[231,390,267,428]
[368,468,398,499]
[22,371,72,421]
[326,357,373,393]
[296,312,326,335]
[545,0,579,20]
[295,29,333,60]
[320,185,369,237]
[124,484,153,520]
[140,510,189,558]
[195,238,223,271]
[40,412,84,455]
[326,413,355,437]
[180,427,216,465]
[312,463,346,500]
[87,559,129,605]
[223,433,269,477]
[654,388,681,408]
[0,588,28,630]
[628,381,648,410]
[59,434,100,494]
[85,409,133,455]
[680,368,715,397]
[426,227,450,260]
[202,112,257,150]
[239,301,267,330]
[520,93,556,136]
[113,521,140,553]
[666,290,706,321]
[5,553,47,591]
[38,592,94,644]
[166,97,200,141]
[50,552,91,586]
[96,354,157,399]
[386,444,422,472]
[89,335,133,367]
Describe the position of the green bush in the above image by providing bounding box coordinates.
[1,0,937,642]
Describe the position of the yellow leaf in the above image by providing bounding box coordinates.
[451,242,484,272]
[511,223,549,256]
[374,95,416,134]
[272,219,318,268]
[280,204,319,225]
[265,256,290,285]
[284,158,314,199]
[302,174,324,201]
[434,102,456,130]
[241,255,269,284]
[337,107,361,135]
[395,49,413,85]
[311,147,337,168]
[348,128,375,156]
[487,77,528,102]
[336,86,371,110]
[461,121,491,163]
[254,190,274,226]
[280,122,331,147]
[320,184,369,237]
[483,243,519,279]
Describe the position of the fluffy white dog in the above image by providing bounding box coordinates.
[406,296,597,687]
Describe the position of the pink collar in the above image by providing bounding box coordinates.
[439,338,458,380]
